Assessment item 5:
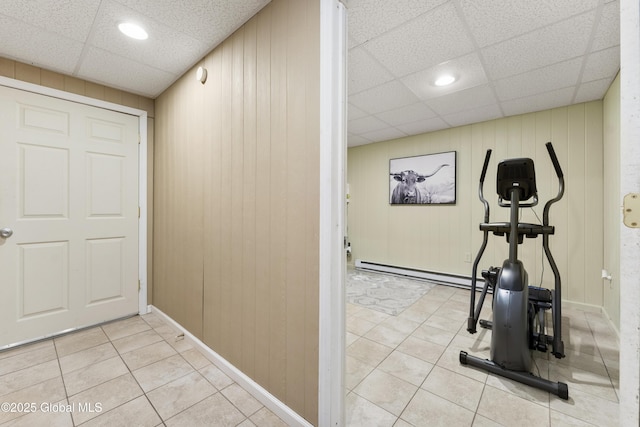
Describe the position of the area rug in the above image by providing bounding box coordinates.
[346,268,436,316]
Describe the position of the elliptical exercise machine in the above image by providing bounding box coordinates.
[459,142,569,400]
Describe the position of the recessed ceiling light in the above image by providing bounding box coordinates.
[434,74,456,87]
[118,22,148,40]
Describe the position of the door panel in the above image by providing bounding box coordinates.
[0,85,139,347]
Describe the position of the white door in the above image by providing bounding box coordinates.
[0,85,139,348]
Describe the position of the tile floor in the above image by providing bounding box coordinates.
[0,280,621,427]
[346,282,620,426]
[0,313,288,426]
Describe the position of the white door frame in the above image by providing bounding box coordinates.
[0,75,149,317]
[318,0,347,425]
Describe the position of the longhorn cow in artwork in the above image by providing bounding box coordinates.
[390,164,450,204]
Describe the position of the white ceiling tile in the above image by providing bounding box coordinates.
[348,115,392,135]
[0,14,83,74]
[501,87,576,117]
[442,104,502,128]
[0,0,102,42]
[349,80,420,115]
[482,11,596,80]
[425,85,497,116]
[363,2,474,77]
[494,58,582,101]
[459,0,599,47]
[375,103,437,126]
[574,78,615,103]
[347,0,447,45]
[401,53,488,100]
[396,117,449,135]
[77,47,177,97]
[90,1,209,74]
[348,104,369,120]
[582,47,620,82]
[361,127,408,143]
[348,134,374,147]
[592,1,620,51]
[113,0,269,45]
[348,47,394,95]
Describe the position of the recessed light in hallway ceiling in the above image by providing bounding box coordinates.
[118,22,148,40]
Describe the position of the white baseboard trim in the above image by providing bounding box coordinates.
[149,305,313,427]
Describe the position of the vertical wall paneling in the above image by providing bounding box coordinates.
[347,102,605,307]
[154,0,320,423]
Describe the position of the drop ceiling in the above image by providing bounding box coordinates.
[0,0,620,148]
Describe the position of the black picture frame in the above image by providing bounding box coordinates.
[389,151,456,205]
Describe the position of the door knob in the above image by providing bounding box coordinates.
[0,228,13,239]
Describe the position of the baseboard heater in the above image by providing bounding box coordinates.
[355,259,484,290]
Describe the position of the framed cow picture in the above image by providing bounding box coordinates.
[389,151,456,205]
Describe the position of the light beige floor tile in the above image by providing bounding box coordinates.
[54,327,109,358]
[425,286,457,300]
[0,377,67,424]
[396,336,446,364]
[111,329,164,354]
[249,407,288,427]
[432,302,468,322]
[347,316,378,336]
[345,392,397,427]
[422,366,484,411]
[364,324,408,348]
[199,364,234,390]
[146,371,216,420]
[2,398,72,427]
[477,385,549,427]
[68,373,143,425]
[352,307,390,325]
[101,316,152,341]
[0,359,60,396]
[550,410,599,426]
[549,383,619,426]
[220,383,263,417]
[237,420,256,427]
[63,356,129,396]
[80,395,161,427]
[58,342,118,374]
[165,392,246,426]
[485,373,550,407]
[181,347,210,370]
[549,348,609,378]
[141,312,167,329]
[0,344,57,376]
[392,419,413,427]
[0,340,53,361]
[346,354,376,390]
[379,316,421,335]
[132,353,194,393]
[424,314,465,333]
[410,323,457,347]
[378,351,434,387]
[549,362,618,402]
[120,340,177,371]
[347,337,394,366]
[401,388,475,427]
[472,414,504,427]
[346,331,359,347]
[353,369,417,416]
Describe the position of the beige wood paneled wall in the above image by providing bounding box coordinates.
[348,102,605,307]
[603,74,620,329]
[0,56,156,306]
[153,0,320,423]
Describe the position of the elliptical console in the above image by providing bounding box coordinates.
[460,142,568,400]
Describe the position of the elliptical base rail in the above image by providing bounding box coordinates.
[459,351,568,400]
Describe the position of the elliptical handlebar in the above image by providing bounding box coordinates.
[545,142,563,179]
[479,149,492,223]
[543,142,565,226]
